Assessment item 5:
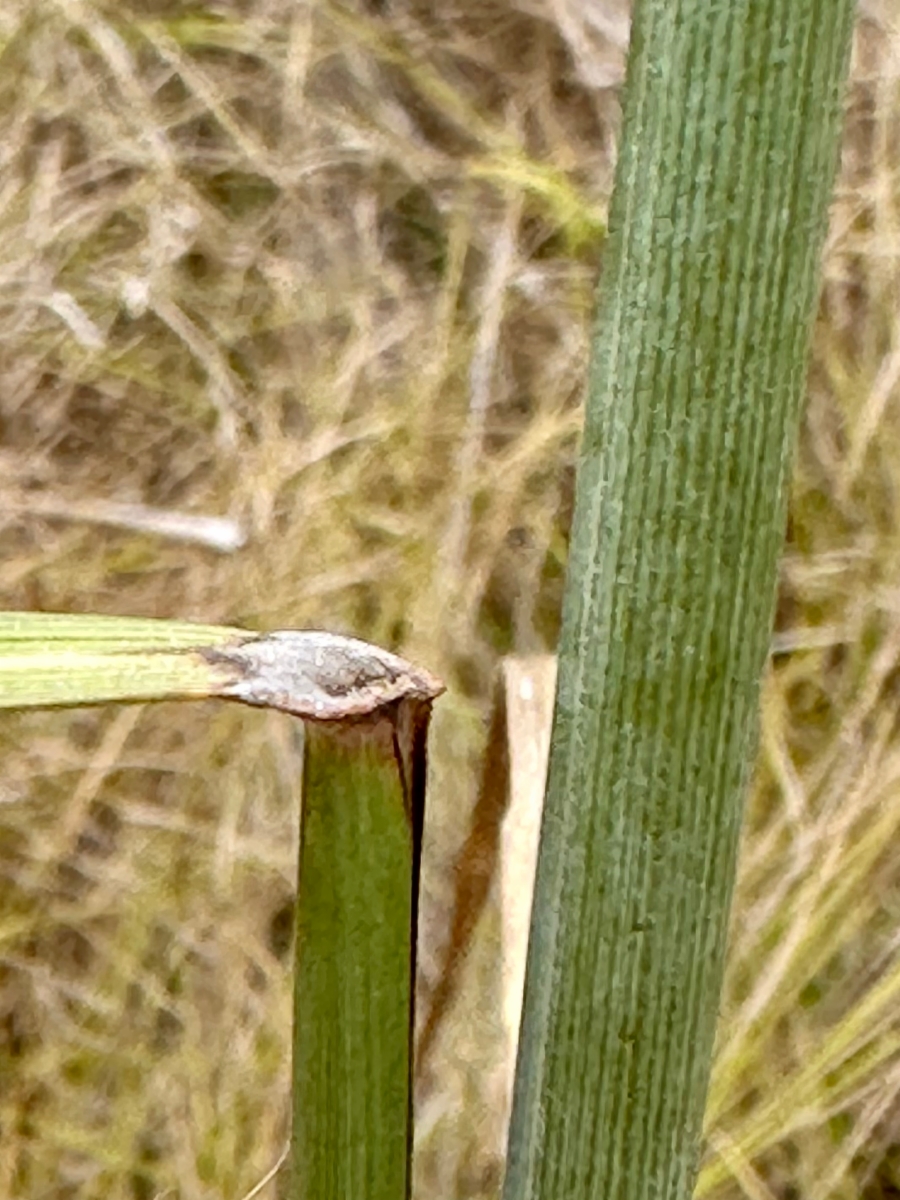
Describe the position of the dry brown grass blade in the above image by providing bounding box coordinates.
[496,657,554,1121]
[416,654,553,1169]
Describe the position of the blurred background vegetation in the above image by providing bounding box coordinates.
[0,1,897,1197]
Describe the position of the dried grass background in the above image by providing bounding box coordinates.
[0,1,898,1197]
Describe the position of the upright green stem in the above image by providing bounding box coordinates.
[291,702,429,1200]
[503,3,854,1200]
[0,614,441,1200]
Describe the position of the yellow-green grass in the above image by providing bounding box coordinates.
[0,1,896,1197]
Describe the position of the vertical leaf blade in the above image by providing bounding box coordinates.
[503,4,855,1200]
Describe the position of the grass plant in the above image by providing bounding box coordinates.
[0,613,441,1200]
[0,2,899,1198]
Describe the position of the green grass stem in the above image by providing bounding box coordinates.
[502,3,856,1200]
[292,705,429,1200]
[0,612,440,1199]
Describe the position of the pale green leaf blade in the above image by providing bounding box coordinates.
[0,612,242,708]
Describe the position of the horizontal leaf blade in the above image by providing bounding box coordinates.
[0,612,242,708]
[0,611,241,648]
